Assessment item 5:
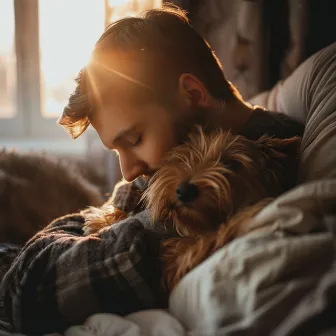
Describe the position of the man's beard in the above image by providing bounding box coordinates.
[139,104,220,186]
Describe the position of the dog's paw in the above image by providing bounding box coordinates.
[83,220,108,235]
[81,206,127,236]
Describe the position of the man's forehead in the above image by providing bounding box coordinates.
[90,98,123,128]
[90,97,144,143]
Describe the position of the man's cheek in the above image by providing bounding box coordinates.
[149,144,169,168]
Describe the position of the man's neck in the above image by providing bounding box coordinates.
[211,98,255,134]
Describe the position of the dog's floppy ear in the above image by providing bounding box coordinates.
[257,136,302,191]
[257,136,301,159]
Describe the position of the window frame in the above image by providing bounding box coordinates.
[0,0,78,139]
[0,0,162,142]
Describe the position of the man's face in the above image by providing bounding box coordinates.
[91,96,189,182]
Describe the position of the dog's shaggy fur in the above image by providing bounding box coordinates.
[144,128,301,291]
[0,149,104,245]
[144,129,300,236]
[82,128,301,291]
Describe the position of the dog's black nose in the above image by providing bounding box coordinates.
[176,182,199,203]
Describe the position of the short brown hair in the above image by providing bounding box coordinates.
[58,4,237,139]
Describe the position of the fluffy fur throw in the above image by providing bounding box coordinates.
[0,149,104,245]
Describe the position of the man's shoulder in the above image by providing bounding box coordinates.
[241,107,305,140]
[110,177,148,215]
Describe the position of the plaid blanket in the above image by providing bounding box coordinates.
[110,178,148,215]
[0,211,174,335]
[0,244,21,333]
[0,244,20,286]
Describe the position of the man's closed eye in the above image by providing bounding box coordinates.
[127,134,142,146]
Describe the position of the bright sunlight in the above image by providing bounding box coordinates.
[39,0,105,118]
[40,0,161,118]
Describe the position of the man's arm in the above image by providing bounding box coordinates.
[110,177,148,215]
[0,211,167,335]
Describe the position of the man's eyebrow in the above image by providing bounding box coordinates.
[110,124,139,147]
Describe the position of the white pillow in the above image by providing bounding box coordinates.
[169,43,336,335]
[249,42,336,182]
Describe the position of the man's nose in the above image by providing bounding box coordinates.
[119,155,147,182]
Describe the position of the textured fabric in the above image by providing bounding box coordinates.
[256,41,336,336]
[180,0,335,100]
[169,180,336,336]
[0,244,21,333]
[240,107,305,140]
[5,183,333,336]
[249,42,336,182]
[0,211,173,335]
[110,179,147,215]
[169,42,336,336]
[0,244,20,286]
[60,310,185,336]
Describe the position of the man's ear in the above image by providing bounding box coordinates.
[178,73,212,111]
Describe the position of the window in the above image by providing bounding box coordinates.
[106,0,162,24]
[39,0,105,119]
[0,1,16,119]
[0,0,161,152]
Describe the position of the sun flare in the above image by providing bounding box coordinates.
[39,0,106,117]
[39,0,161,118]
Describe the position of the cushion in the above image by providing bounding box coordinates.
[169,42,336,335]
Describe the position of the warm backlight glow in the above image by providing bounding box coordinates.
[107,0,162,23]
[0,1,162,119]
[40,0,161,118]
[39,0,105,118]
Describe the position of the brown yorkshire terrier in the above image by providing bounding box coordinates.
[82,128,301,291]
[143,128,301,291]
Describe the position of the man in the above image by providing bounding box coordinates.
[58,4,303,214]
[1,5,306,335]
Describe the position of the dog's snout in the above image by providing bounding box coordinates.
[176,182,199,203]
